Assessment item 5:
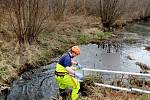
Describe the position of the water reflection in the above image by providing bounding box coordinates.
[75,42,149,73]
[75,23,150,73]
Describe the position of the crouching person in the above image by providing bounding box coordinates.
[55,46,83,100]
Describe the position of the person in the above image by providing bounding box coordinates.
[55,46,83,100]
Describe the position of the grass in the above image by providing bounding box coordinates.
[53,75,149,100]
[96,31,112,39]
[0,21,135,86]
[0,15,105,85]
[0,28,111,85]
[139,94,150,100]
[77,34,90,44]
[0,14,144,100]
[53,75,150,100]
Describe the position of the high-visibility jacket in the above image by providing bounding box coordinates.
[55,63,69,76]
[56,63,68,73]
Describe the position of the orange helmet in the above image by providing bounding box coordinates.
[71,46,80,55]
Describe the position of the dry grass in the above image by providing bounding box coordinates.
[0,15,103,85]
[53,85,150,100]
[53,76,149,100]
[79,86,149,100]
[54,85,143,100]
[54,15,101,34]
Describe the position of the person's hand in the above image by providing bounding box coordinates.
[70,66,77,70]
[75,71,83,80]
[77,63,82,69]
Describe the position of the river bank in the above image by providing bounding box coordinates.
[0,15,150,99]
[0,15,107,94]
[1,14,150,86]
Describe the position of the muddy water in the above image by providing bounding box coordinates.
[2,22,150,100]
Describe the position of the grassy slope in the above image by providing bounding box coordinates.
[0,15,106,84]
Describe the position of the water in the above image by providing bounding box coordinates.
[2,22,150,100]
[74,43,149,73]
[74,23,150,73]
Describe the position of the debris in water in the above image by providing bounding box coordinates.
[145,46,150,51]
[127,55,135,60]
[135,62,150,71]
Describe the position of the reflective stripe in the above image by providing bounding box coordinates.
[55,71,68,76]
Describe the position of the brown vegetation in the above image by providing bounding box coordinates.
[55,84,149,100]
[0,15,101,85]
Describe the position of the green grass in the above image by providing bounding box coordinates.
[96,32,112,39]
[0,65,7,74]
[0,66,8,84]
[77,34,90,44]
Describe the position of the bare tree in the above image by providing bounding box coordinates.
[48,0,67,20]
[145,0,150,16]
[5,0,49,46]
[96,0,127,31]
[126,0,149,19]
[2,0,150,35]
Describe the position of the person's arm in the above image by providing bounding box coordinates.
[71,60,82,69]
[71,60,78,65]
[66,66,83,80]
[65,67,75,75]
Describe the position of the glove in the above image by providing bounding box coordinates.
[75,71,83,80]
[77,63,82,69]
